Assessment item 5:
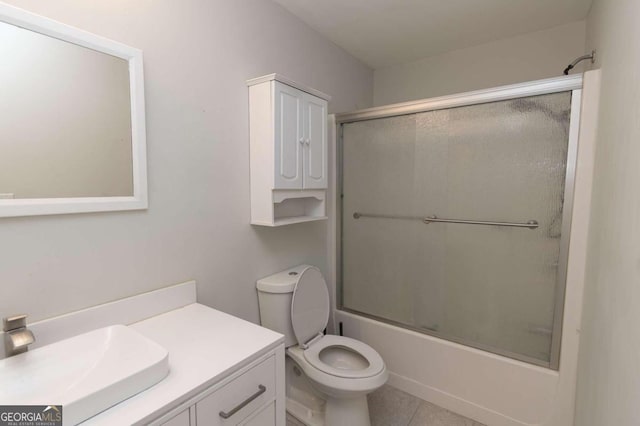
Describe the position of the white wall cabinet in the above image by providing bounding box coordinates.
[248,74,330,226]
[273,81,328,190]
[302,92,328,189]
[273,81,304,190]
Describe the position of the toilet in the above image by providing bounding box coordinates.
[257,265,388,426]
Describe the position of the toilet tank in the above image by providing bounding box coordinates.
[256,265,309,347]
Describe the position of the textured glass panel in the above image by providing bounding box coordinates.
[341,92,572,364]
[342,114,417,325]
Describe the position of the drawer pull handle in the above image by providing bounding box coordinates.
[219,384,266,419]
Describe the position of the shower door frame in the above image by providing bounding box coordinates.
[334,74,583,370]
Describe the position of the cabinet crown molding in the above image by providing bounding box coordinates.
[247,73,331,102]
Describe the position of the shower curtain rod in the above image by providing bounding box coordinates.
[352,212,539,230]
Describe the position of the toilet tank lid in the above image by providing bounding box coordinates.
[256,264,311,293]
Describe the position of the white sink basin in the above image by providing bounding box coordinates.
[0,325,169,425]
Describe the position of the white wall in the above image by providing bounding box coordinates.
[0,0,372,324]
[373,21,587,106]
[575,1,640,425]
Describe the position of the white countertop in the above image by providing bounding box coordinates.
[83,303,284,425]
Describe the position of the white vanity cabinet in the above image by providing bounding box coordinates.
[248,74,331,226]
[156,354,278,426]
[160,409,190,426]
[193,356,276,425]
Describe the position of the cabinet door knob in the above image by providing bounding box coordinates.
[299,138,305,144]
[305,138,311,145]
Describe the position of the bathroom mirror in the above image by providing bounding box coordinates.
[0,3,147,217]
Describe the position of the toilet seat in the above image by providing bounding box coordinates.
[303,335,385,379]
[288,266,386,381]
[290,266,330,348]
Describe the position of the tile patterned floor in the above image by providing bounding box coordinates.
[368,385,485,426]
[285,384,485,426]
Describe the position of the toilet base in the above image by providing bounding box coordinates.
[325,395,371,426]
[287,394,371,426]
[286,396,324,426]
[285,355,374,425]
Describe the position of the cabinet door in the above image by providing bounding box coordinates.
[161,408,190,426]
[303,94,328,189]
[239,402,275,425]
[274,82,304,189]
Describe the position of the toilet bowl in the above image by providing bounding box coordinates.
[257,265,388,426]
[288,335,388,424]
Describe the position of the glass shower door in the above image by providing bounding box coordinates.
[340,92,572,367]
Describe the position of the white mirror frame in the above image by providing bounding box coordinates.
[0,3,147,218]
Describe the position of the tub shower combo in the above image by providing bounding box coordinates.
[333,73,598,425]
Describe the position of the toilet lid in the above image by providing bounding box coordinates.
[291,266,330,347]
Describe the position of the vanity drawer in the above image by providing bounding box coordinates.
[195,356,275,425]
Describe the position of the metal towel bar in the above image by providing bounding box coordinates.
[352,212,538,230]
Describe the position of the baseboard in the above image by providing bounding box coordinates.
[387,372,537,426]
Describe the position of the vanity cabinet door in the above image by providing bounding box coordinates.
[195,356,276,425]
[161,408,190,426]
[239,401,275,425]
[302,94,328,189]
[273,81,304,190]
